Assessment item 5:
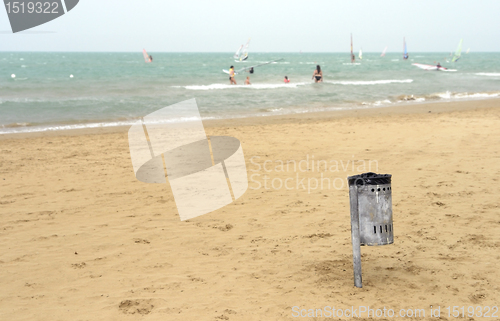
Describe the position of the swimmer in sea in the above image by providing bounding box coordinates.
[312,65,323,83]
[245,77,251,85]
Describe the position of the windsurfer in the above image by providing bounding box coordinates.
[284,76,290,83]
[149,55,153,62]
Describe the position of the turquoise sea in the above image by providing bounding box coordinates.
[1,52,499,134]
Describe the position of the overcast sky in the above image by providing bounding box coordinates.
[1,0,499,52]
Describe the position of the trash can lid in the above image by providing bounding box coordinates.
[348,172,392,186]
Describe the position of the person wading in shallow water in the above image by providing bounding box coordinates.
[312,65,323,83]
[229,66,237,85]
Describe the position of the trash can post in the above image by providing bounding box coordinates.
[349,183,363,288]
[348,172,393,288]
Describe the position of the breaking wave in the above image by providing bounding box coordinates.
[326,79,413,85]
[180,83,309,90]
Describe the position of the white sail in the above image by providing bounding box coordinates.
[466,48,470,54]
[381,46,387,57]
[240,38,251,61]
[233,45,243,59]
[359,48,363,60]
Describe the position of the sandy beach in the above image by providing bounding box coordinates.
[1,99,500,320]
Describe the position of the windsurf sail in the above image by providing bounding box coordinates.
[223,58,284,75]
[466,48,470,54]
[143,49,151,63]
[350,34,355,63]
[233,45,243,59]
[381,46,387,57]
[403,38,408,59]
[359,48,363,60]
[239,38,251,61]
[452,39,463,62]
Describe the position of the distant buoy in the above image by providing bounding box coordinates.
[11,74,15,78]
[70,74,74,78]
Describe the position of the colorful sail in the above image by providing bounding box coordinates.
[143,49,151,63]
[381,46,387,57]
[350,34,355,63]
[452,39,463,62]
[403,38,408,59]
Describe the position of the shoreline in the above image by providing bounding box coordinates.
[1,96,499,140]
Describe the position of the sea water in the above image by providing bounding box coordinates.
[1,52,499,134]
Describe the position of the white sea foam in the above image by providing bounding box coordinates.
[0,121,136,135]
[373,100,392,106]
[437,91,500,100]
[326,79,413,85]
[0,116,215,135]
[437,91,452,99]
[453,92,500,99]
[475,73,500,77]
[182,83,308,90]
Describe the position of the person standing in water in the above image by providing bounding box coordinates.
[284,76,290,83]
[229,66,237,85]
[312,65,323,83]
[245,77,251,85]
[149,55,153,62]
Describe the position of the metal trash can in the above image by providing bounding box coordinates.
[348,172,393,287]
[349,172,393,246]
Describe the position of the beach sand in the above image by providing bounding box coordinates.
[1,99,500,320]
